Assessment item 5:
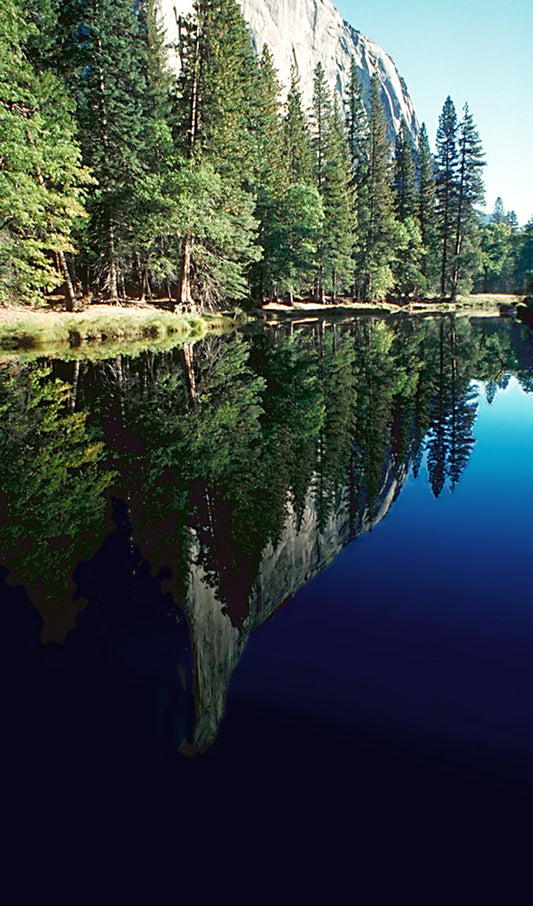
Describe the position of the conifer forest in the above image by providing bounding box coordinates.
[1,0,532,311]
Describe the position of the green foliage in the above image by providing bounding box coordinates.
[435,98,485,298]
[394,120,417,222]
[0,0,88,305]
[283,65,315,186]
[450,103,485,298]
[0,364,114,632]
[260,182,324,296]
[174,160,260,305]
[355,76,397,300]
[171,0,262,308]
[417,123,439,290]
[311,64,354,300]
[55,0,172,298]
[436,96,459,297]
[0,3,501,311]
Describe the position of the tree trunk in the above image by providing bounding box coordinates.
[107,222,119,302]
[55,251,78,312]
[176,235,194,310]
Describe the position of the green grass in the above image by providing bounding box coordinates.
[0,307,233,360]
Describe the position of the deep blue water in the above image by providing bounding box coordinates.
[226,378,533,784]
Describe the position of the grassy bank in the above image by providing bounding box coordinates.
[0,303,233,359]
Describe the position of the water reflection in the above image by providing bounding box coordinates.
[1,314,532,758]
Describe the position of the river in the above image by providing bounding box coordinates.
[2,313,533,881]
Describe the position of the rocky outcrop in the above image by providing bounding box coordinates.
[160,0,418,137]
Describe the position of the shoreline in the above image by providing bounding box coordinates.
[260,293,524,318]
[0,293,526,358]
[0,302,233,359]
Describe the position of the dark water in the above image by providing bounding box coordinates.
[2,314,533,881]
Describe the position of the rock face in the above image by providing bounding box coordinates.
[160,0,418,137]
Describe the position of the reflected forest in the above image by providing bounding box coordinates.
[2,315,532,755]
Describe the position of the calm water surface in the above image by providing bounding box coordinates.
[2,314,533,870]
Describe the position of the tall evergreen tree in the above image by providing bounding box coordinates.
[356,75,396,300]
[311,64,353,301]
[130,0,183,300]
[345,58,368,180]
[345,58,369,298]
[55,0,159,299]
[417,123,439,290]
[325,96,355,300]
[283,64,314,185]
[450,103,485,299]
[435,96,459,297]
[262,64,322,299]
[492,197,506,225]
[393,119,417,222]
[311,62,331,301]
[0,0,88,307]
[172,0,260,309]
[513,218,533,293]
[249,44,287,299]
[391,118,424,298]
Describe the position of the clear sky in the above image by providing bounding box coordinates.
[335,0,533,226]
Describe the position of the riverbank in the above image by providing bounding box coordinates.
[261,293,523,319]
[0,293,526,359]
[0,302,233,359]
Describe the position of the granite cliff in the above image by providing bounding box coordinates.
[160,0,418,137]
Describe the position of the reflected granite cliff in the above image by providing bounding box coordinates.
[1,315,531,757]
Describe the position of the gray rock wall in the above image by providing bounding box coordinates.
[159,0,418,137]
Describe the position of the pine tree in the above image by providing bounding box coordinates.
[283,65,314,186]
[436,96,459,297]
[55,0,156,300]
[0,0,88,307]
[260,183,323,300]
[393,119,417,222]
[248,44,287,299]
[450,103,485,299]
[172,0,260,309]
[357,75,397,300]
[261,64,321,300]
[345,58,369,299]
[492,197,506,225]
[513,219,533,293]
[311,64,353,301]
[130,0,182,300]
[345,58,368,180]
[324,97,354,300]
[311,62,331,301]
[417,123,439,290]
[391,119,423,298]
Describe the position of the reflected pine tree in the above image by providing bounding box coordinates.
[425,318,478,496]
[0,364,114,640]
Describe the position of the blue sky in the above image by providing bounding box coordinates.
[336,0,533,226]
